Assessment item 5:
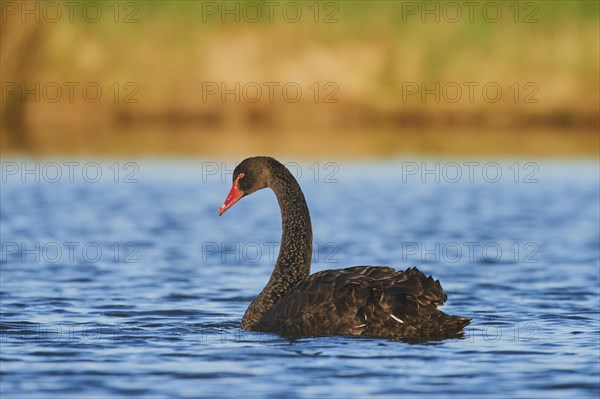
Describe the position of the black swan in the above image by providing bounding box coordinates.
[218,156,470,340]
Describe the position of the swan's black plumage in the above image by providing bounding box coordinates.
[219,156,470,340]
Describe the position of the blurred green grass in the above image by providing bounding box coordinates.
[1,0,598,157]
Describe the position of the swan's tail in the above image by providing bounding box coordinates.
[416,311,471,341]
[440,313,472,336]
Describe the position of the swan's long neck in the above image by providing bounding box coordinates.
[241,165,312,329]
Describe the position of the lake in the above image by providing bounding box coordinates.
[1,159,599,398]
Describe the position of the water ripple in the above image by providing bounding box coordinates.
[1,160,598,399]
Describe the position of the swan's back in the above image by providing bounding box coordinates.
[255,266,470,340]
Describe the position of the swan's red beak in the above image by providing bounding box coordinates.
[218,177,244,216]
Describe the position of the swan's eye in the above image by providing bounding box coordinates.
[234,173,245,188]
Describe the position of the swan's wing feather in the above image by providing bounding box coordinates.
[256,266,452,338]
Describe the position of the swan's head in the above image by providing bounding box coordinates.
[218,156,276,216]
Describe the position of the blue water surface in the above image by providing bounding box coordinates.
[1,159,599,399]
